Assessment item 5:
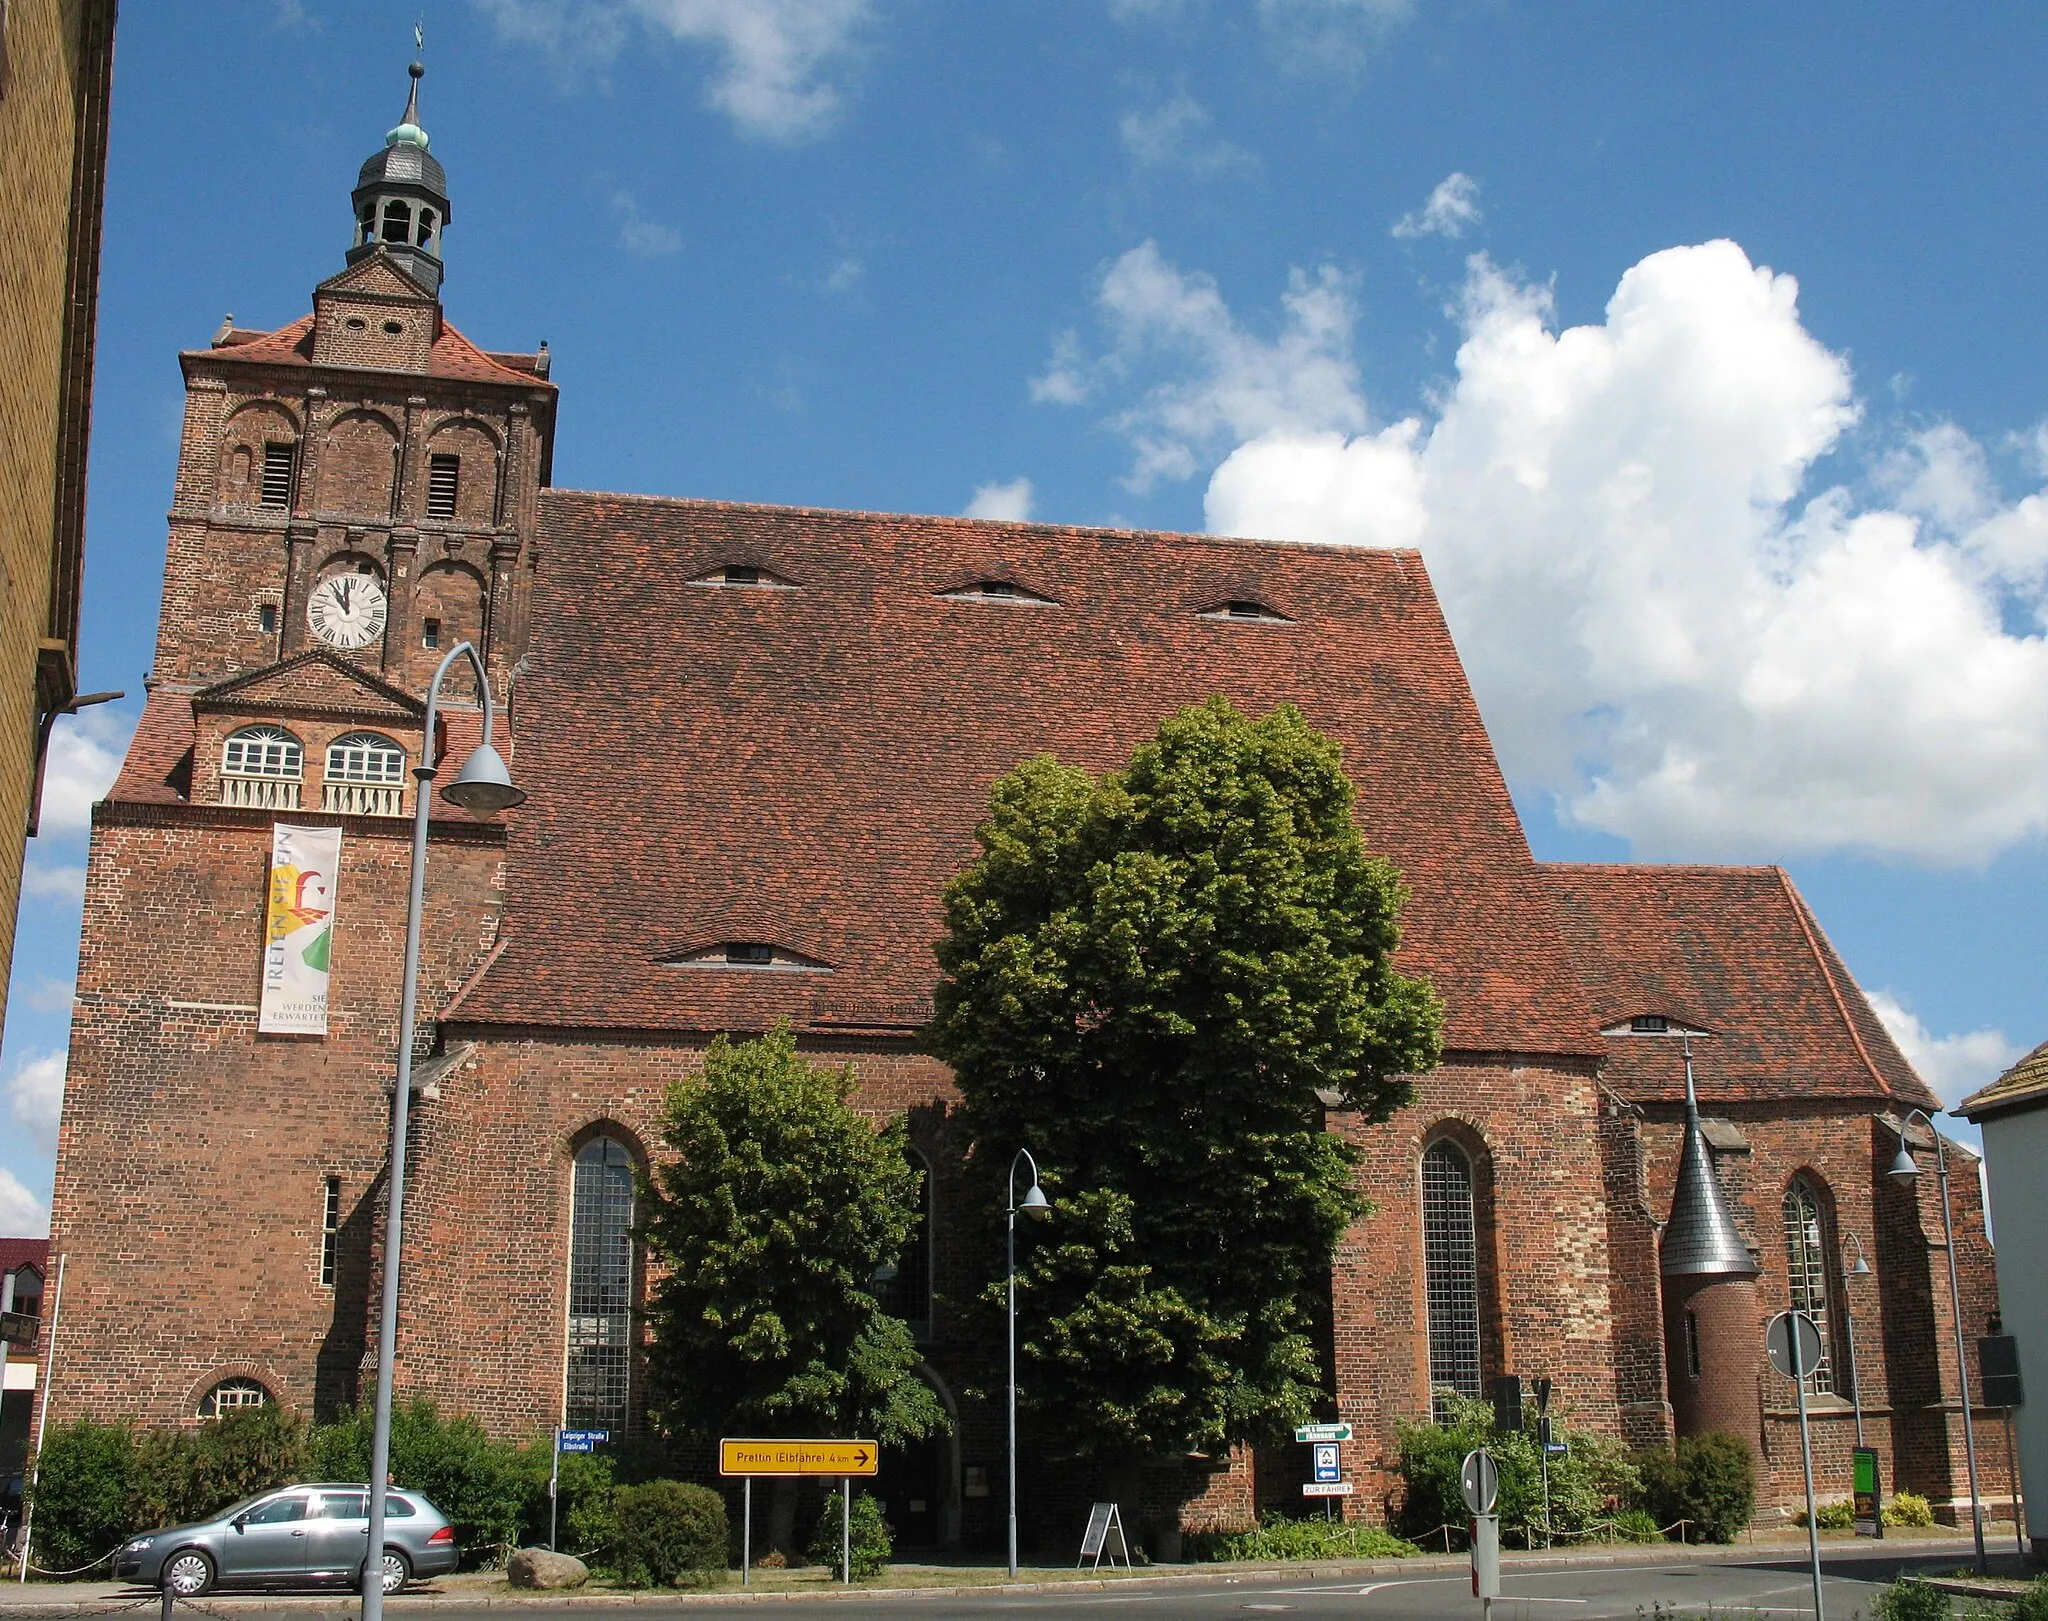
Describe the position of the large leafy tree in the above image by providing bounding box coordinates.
[929,698,1443,1462]
[640,1026,947,1449]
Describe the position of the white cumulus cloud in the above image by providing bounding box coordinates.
[37,705,130,836]
[1119,92,1254,174]
[1047,238,2048,864]
[0,1167,48,1237]
[611,191,683,257]
[5,1051,65,1158]
[474,0,873,141]
[1392,171,1481,240]
[963,478,1035,523]
[1866,990,2023,1114]
[21,862,85,904]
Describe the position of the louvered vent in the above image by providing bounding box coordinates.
[260,443,295,508]
[426,454,460,518]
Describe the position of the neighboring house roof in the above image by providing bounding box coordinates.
[1959,1037,2048,1123]
[453,493,1605,1053]
[0,1238,48,1275]
[195,313,549,390]
[1541,863,1936,1108]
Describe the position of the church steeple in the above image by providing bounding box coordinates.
[346,43,451,297]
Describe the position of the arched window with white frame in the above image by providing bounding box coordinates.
[566,1136,636,1429]
[1782,1175,1838,1395]
[199,1377,271,1418]
[1422,1138,1483,1416]
[323,732,406,817]
[220,726,303,810]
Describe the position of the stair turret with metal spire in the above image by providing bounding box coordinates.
[346,32,451,296]
[1660,1036,1760,1278]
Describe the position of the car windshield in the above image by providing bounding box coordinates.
[207,1491,276,1523]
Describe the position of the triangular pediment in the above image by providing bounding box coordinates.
[195,648,425,723]
[315,252,437,304]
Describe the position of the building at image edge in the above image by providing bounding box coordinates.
[36,68,2009,1551]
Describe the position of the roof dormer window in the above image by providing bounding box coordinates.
[1631,1014,1669,1034]
[1199,600,1292,624]
[663,941,833,972]
[689,564,796,589]
[939,579,1056,606]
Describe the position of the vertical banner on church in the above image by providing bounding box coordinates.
[260,823,342,1035]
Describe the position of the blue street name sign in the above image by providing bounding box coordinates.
[557,1429,610,1453]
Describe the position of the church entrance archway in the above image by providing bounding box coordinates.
[877,1362,959,1550]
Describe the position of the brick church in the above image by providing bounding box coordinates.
[44,68,2006,1548]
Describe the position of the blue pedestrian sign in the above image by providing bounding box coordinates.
[1312,1442,1340,1483]
[557,1428,610,1453]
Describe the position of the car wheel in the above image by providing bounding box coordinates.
[371,1548,411,1595]
[162,1551,215,1598]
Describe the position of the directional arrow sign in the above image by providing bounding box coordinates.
[719,1438,879,1477]
[1294,1423,1352,1443]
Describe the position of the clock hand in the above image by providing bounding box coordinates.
[339,580,352,613]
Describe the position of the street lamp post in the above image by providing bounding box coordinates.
[362,644,525,1621]
[1886,1110,1987,1576]
[1840,1234,1871,1449]
[1006,1149,1050,1581]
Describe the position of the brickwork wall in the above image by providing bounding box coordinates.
[0,0,114,1046]
[43,807,507,1427]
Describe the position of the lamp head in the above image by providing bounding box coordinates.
[1019,1183,1051,1218]
[1849,1252,1871,1276]
[441,742,525,818]
[1887,1142,1921,1181]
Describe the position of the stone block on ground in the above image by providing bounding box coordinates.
[507,1547,590,1589]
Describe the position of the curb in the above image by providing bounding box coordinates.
[0,1532,1988,1614]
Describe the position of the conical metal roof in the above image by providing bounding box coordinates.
[1660,1040,1760,1278]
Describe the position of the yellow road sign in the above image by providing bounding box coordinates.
[719,1438,879,1477]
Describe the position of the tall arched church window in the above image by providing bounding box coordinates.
[221,726,303,810]
[566,1137,635,1429]
[880,1149,933,1342]
[1782,1176,1837,1395]
[323,733,406,817]
[1422,1140,1482,1415]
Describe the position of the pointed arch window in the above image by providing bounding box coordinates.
[1782,1176,1837,1395]
[567,1137,636,1429]
[1422,1139,1482,1414]
[880,1149,933,1343]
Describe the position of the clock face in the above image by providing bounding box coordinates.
[307,572,389,650]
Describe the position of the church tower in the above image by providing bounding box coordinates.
[152,53,554,727]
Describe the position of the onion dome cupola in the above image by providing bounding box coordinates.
[347,53,450,295]
[1659,1039,1760,1278]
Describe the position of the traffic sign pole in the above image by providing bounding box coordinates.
[742,1479,751,1589]
[549,1429,560,1551]
[1769,1311,1827,1621]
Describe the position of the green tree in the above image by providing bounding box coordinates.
[929,698,1443,1462]
[640,1025,947,1449]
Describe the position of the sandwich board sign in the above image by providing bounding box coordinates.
[1078,1502,1130,1568]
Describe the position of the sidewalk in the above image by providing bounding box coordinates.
[0,1525,1998,1615]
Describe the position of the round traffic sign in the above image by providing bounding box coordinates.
[1459,1448,1499,1515]
[1765,1310,1825,1381]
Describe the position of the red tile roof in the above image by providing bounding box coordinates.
[193,315,549,390]
[1959,1036,2048,1122]
[453,494,1603,1054]
[0,1238,47,1273]
[1540,863,1935,1108]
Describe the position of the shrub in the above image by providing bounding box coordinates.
[2009,1576,2048,1621]
[1884,1490,1935,1528]
[608,1480,727,1588]
[1395,1394,1640,1550]
[23,1421,137,1577]
[1633,1432,1755,1543]
[1606,1507,1664,1544]
[1185,1513,1417,1562]
[541,1452,617,1557]
[807,1490,890,1581]
[1873,1576,1952,1621]
[311,1400,528,1561]
[1792,1497,1855,1529]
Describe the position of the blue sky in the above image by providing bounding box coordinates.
[6,0,2046,1228]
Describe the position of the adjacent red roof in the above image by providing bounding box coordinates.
[453,493,1604,1055]
[1960,1036,2048,1122]
[1541,864,1935,1107]
[0,1238,47,1274]
[199,314,548,390]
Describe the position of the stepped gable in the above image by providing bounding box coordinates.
[194,310,544,388]
[1542,862,1935,1107]
[454,492,1603,1054]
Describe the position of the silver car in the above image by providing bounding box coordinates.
[112,1483,459,1596]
